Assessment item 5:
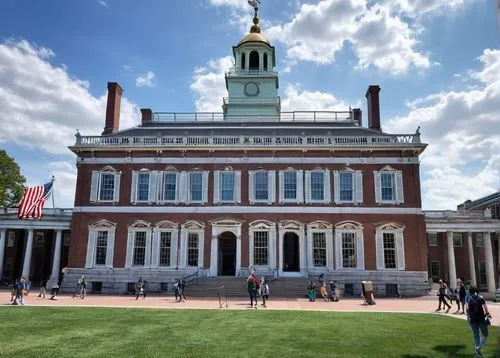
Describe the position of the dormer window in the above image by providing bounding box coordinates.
[241,53,246,70]
[249,51,259,70]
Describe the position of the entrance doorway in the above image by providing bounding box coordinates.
[283,232,300,272]
[218,232,236,276]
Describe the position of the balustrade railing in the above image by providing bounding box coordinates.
[424,210,491,219]
[1,208,73,217]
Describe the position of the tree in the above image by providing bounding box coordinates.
[0,150,26,208]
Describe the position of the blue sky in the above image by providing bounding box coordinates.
[0,0,499,209]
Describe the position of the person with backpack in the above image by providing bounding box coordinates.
[466,286,492,356]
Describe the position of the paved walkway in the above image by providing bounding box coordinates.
[2,292,499,326]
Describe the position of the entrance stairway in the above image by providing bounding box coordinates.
[186,277,309,299]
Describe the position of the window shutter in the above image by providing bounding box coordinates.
[234,171,241,203]
[375,231,384,269]
[85,228,96,268]
[395,171,404,204]
[396,231,405,270]
[171,229,179,267]
[148,171,158,203]
[113,172,121,203]
[296,170,303,203]
[106,228,115,268]
[125,231,134,268]
[202,171,209,204]
[178,172,187,204]
[179,229,188,267]
[213,171,220,204]
[278,171,284,203]
[354,171,363,204]
[145,229,152,267]
[335,230,342,269]
[90,171,99,202]
[186,173,192,204]
[374,172,382,204]
[356,231,365,270]
[197,231,204,267]
[248,171,255,203]
[151,228,159,267]
[157,172,164,202]
[304,171,311,203]
[333,170,340,204]
[130,171,138,203]
[324,170,331,203]
[268,170,276,204]
[175,172,181,204]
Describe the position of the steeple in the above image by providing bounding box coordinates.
[238,6,269,46]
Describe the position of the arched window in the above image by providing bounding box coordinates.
[241,53,246,70]
[263,53,268,71]
[249,51,259,70]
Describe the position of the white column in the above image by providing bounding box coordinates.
[47,230,63,287]
[236,236,241,276]
[299,226,306,274]
[467,232,477,286]
[22,229,34,279]
[446,231,457,289]
[210,235,218,276]
[259,51,264,71]
[278,229,284,276]
[306,227,313,271]
[179,228,187,268]
[484,232,496,293]
[0,229,6,279]
[269,228,276,270]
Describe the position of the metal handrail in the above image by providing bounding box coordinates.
[182,270,199,286]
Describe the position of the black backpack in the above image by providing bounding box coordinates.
[468,295,484,322]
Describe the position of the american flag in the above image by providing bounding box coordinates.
[17,181,53,219]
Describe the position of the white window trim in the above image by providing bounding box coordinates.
[131,169,158,204]
[85,220,116,269]
[335,228,364,270]
[428,232,438,247]
[125,221,152,268]
[249,170,275,204]
[305,169,330,204]
[214,170,241,204]
[179,222,204,268]
[186,171,209,204]
[279,169,303,204]
[374,168,404,205]
[333,170,363,204]
[90,168,121,203]
[453,234,463,247]
[430,260,440,277]
[151,222,179,268]
[307,223,333,271]
[158,171,179,204]
[248,221,276,269]
[375,227,405,271]
[475,233,484,248]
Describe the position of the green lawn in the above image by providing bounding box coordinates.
[0,307,498,357]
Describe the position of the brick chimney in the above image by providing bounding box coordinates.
[365,85,381,131]
[352,108,362,127]
[102,82,123,135]
[140,108,153,125]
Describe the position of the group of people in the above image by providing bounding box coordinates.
[307,274,340,302]
[436,278,492,356]
[246,273,269,308]
[9,277,30,305]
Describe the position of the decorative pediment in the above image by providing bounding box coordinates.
[164,165,177,171]
[249,219,275,230]
[278,220,302,230]
[211,218,243,227]
[308,220,333,230]
[100,165,118,172]
[223,166,233,171]
[335,220,363,230]
[182,220,205,230]
[380,165,396,171]
[154,220,178,229]
[128,220,151,229]
[376,222,405,231]
[89,219,116,228]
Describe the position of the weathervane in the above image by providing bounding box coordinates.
[248,0,261,17]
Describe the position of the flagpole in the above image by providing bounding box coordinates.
[51,175,55,209]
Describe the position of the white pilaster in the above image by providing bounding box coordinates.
[22,229,34,279]
[236,236,241,275]
[278,229,284,275]
[179,228,187,268]
[210,235,218,276]
[269,228,276,270]
[306,226,313,270]
[467,232,477,286]
[299,225,305,274]
[446,231,457,289]
[47,230,63,288]
[484,232,496,293]
[0,229,5,279]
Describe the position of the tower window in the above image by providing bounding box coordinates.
[241,53,246,70]
[263,53,268,71]
[249,51,259,70]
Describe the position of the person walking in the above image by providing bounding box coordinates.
[260,277,269,308]
[456,279,466,314]
[135,278,146,300]
[435,279,451,313]
[466,286,492,356]
[247,274,258,308]
[38,279,47,299]
[18,277,28,306]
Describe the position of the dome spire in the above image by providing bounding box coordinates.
[248,0,261,33]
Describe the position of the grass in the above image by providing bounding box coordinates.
[0,307,498,357]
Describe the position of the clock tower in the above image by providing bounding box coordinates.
[223,8,280,120]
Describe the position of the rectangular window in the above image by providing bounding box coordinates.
[313,232,327,267]
[339,172,353,201]
[159,232,171,266]
[453,234,463,247]
[430,261,440,278]
[35,232,44,247]
[133,231,146,266]
[283,171,297,200]
[163,173,176,201]
[254,171,268,201]
[137,172,150,201]
[99,173,115,201]
[95,231,108,266]
[221,172,235,202]
[381,173,395,201]
[190,172,203,202]
[253,231,269,265]
[7,232,15,247]
[475,234,484,248]
[63,232,71,247]
[187,233,199,266]
[428,233,438,246]
[310,172,324,201]
[383,233,396,269]
[478,261,487,286]
[342,232,356,268]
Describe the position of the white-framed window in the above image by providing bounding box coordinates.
[305,170,330,204]
[253,231,269,265]
[187,233,199,267]
[375,223,405,270]
[161,172,178,202]
[125,221,152,268]
[430,261,440,278]
[34,232,44,247]
[478,261,487,286]
[179,221,204,268]
[90,166,121,203]
[131,170,158,203]
[279,169,303,203]
[374,167,403,204]
[63,232,71,247]
[333,170,363,204]
[428,233,438,246]
[151,221,178,268]
[184,171,209,204]
[453,234,463,247]
[86,220,116,268]
[475,233,484,247]
[249,220,276,268]
[214,170,241,204]
[249,170,276,204]
[7,232,15,247]
[335,221,364,270]
[313,232,327,267]
[159,232,172,266]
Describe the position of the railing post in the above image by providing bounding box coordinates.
[174,113,177,122]
[314,112,316,122]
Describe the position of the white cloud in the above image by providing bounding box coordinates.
[384,49,500,209]
[280,84,354,111]
[0,39,140,154]
[208,0,247,8]
[98,0,109,7]
[135,71,157,88]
